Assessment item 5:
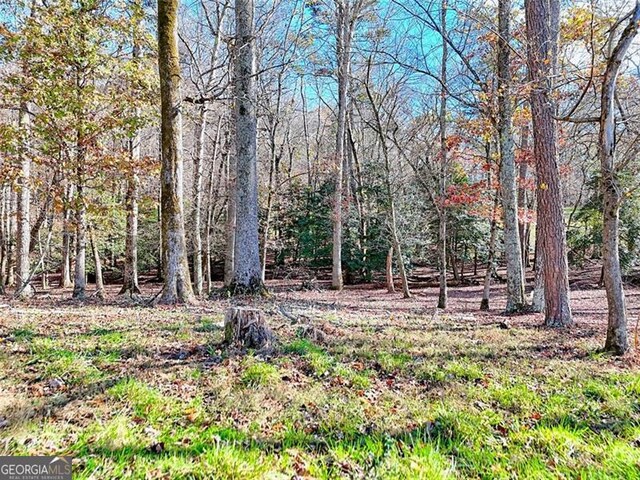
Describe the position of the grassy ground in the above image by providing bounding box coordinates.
[1,293,639,479]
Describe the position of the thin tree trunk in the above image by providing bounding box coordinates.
[449,246,459,283]
[204,116,223,294]
[260,69,285,282]
[120,144,140,295]
[192,103,207,296]
[386,246,395,293]
[89,225,104,300]
[0,186,7,293]
[437,0,448,309]
[157,0,195,304]
[224,147,236,287]
[41,208,54,290]
[120,36,142,296]
[73,177,87,299]
[16,101,33,298]
[601,2,639,355]
[473,248,478,276]
[231,0,263,292]
[61,183,74,288]
[518,125,531,268]
[29,176,54,255]
[363,59,410,298]
[498,0,525,312]
[481,191,500,310]
[348,122,368,278]
[301,78,313,187]
[332,1,352,291]
[525,0,572,326]
[261,141,278,282]
[6,191,15,287]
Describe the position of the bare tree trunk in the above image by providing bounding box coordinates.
[41,208,54,290]
[6,191,15,287]
[437,0,448,309]
[525,0,572,326]
[231,0,263,293]
[332,1,352,291]
[120,160,140,295]
[89,225,104,300]
[498,0,525,312]
[0,186,7,293]
[448,246,459,283]
[61,182,74,288]
[16,102,33,298]
[363,60,410,298]
[260,68,286,282]
[157,0,195,304]
[480,193,500,310]
[301,78,313,187]
[480,192,499,310]
[600,2,639,355]
[156,203,162,280]
[518,125,531,268]
[192,103,207,296]
[348,122,368,278]
[120,37,142,296]
[473,248,478,276]
[386,246,395,293]
[224,148,236,288]
[204,116,224,294]
[120,142,141,295]
[29,176,54,255]
[73,177,87,299]
[261,141,278,282]
[385,157,410,298]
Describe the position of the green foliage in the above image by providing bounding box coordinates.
[277,181,333,268]
[283,338,323,355]
[568,176,640,272]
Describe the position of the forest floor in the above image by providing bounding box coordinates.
[1,274,640,479]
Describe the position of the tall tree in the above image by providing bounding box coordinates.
[362,58,411,298]
[436,0,448,309]
[61,184,74,288]
[332,0,349,290]
[120,1,146,297]
[600,1,640,355]
[329,0,370,290]
[120,123,141,296]
[224,144,236,287]
[180,0,230,296]
[231,0,263,292]
[497,0,525,312]
[157,0,195,304]
[525,0,572,326]
[15,100,33,298]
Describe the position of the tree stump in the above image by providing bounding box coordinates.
[224,307,275,350]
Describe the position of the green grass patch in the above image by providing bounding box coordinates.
[4,305,640,479]
[240,359,280,387]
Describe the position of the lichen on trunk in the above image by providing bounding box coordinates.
[157,0,195,305]
[230,0,264,295]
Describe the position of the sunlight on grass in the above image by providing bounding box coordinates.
[240,359,280,387]
[3,307,640,479]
